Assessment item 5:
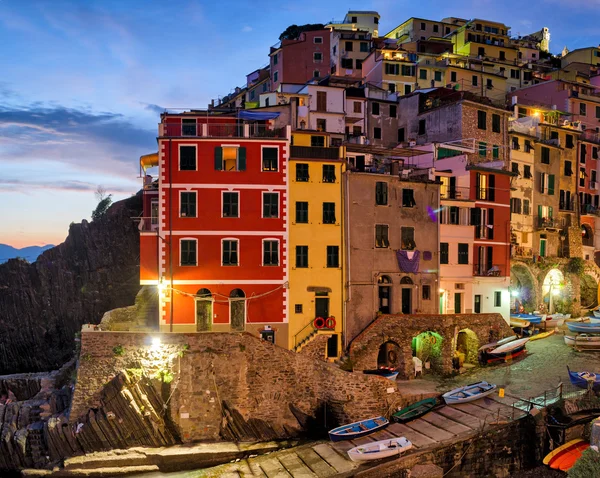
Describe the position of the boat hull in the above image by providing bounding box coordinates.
[567,322,600,333]
[510,318,530,328]
[329,416,389,442]
[443,381,497,405]
[543,438,584,465]
[363,370,399,380]
[347,437,412,462]
[567,366,600,391]
[392,397,438,423]
[565,334,600,349]
[530,330,555,341]
[482,345,527,364]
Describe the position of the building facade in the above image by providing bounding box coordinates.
[139,113,291,347]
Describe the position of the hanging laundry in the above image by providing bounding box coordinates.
[396,250,420,273]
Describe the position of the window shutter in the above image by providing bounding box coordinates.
[548,206,553,218]
[382,183,388,204]
[238,147,246,171]
[539,173,545,194]
[488,208,494,239]
[470,207,481,226]
[476,172,481,198]
[548,174,555,195]
[538,205,543,218]
[449,176,456,197]
[488,174,495,201]
[214,146,223,170]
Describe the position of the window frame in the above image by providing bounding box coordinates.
[179,145,197,171]
[322,202,336,224]
[477,110,487,130]
[402,188,416,208]
[222,191,240,218]
[494,290,502,307]
[375,181,388,205]
[180,238,198,266]
[261,146,279,172]
[375,224,389,248]
[401,226,416,251]
[221,238,239,266]
[296,163,309,182]
[322,165,336,183]
[262,192,280,218]
[457,243,469,265]
[295,245,308,268]
[440,243,449,264]
[326,245,340,268]
[262,239,280,266]
[295,201,308,224]
[180,191,197,218]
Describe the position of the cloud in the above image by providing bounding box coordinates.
[242,26,253,33]
[0,103,156,178]
[0,178,134,194]
[143,103,167,115]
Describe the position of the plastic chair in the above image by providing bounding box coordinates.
[412,356,423,377]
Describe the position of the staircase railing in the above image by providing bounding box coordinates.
[293,317,335,350]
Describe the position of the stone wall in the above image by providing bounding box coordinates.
[72,331,402,444]
[349,313,513,379]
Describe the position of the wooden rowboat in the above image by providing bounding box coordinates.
[442,381,496,405]
[565,334,600,350]
[543,438,584,465]
[328,416,389,442]
[530,330,555,341]
[478,335,517,352]
[567,322,600,333]
[347,437,413,462]
[392,397,439,423]
[488,337,529,355]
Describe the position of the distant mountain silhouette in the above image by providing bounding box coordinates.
[0,243,55,263]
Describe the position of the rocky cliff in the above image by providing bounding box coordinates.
[0,195,142,375]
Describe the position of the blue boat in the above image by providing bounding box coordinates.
[511,313,543,324]
[442,381,497,405]
[567,366,600,391]
[567,322,600,333]
[591,310,600,318]
[363,369,399,380]
[328,416,389,442]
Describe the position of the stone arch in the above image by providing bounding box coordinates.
[400,276,414,285]
[510,262,538,312]
[376,340,402,369]
[456,328,479,365]
[412,331,444,374]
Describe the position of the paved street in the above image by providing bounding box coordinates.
[427,329,600,402]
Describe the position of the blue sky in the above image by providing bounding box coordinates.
[1,0,598,247]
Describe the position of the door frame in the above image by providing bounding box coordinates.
[195,297,214,331]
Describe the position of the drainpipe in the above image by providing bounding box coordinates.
[344,170,351,350]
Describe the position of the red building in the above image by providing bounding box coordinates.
[139,112,291,346]
[270,30,331,91]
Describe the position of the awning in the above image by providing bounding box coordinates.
[238,110,281,120]
[140,152,158,173]
[307,286,332,293]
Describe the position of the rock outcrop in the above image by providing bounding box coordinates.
[0,194,143,375]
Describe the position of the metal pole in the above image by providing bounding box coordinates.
[169,138,174,332]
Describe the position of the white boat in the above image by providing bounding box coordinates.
[488,337,529,355]
[588,317,600,324]
[442,381,497,405]
[478,335,517,352]
[347,437,413,462]
[544,314,565,327]
[565,334,600,350]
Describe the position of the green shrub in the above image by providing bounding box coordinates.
[567,257,585,276]
[154,369,174,384]
[568,448,600,478]
[112,345,125,356]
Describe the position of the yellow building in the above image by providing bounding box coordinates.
[288,131,345,358]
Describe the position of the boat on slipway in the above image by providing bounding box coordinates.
[442,381,497,405]
[392,397,439,423]
[480,337,529,363]
[567,322,600,333]
[328,416,389,442]
[347,437,412,462]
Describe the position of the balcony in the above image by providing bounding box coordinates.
[535,217,560,229]
[290,145,342,160]
[160,122,288,139]
[581,204,600,216]
[440,186,470,200]
[138,217,158,232]
[513,245,533,258]
[473,264,503,277]
[581,129,600,145]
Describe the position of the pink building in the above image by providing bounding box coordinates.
[269,30,331,92]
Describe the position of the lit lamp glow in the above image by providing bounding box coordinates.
[151,337,162,351]
[511,290,519,297]
[157,278,166,292]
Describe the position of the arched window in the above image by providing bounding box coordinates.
[400,276,414,285]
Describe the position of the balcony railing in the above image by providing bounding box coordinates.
[474,264,503,277]
[138,217,159,232]
[535,217,560,229]
[581,129,600,145]
[160,122,288,139]
[513,245,533,258]
[440,186,470,200]
[290,145,341,160]
[581,204,600,216]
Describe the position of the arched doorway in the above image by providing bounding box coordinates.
[580,274,598,309]
[230,289,246,331]
[377,340,401,370]
[542,269,565,314]
[412,331,443,373]
[196,288,213,332]
[582,224,594,247]
[378,276,391,314]
[510,263,537,313]
[456,329,479,366]
[400,276,413,314]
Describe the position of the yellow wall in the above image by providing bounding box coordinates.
[292,132,329,147]
[416,66,507,101]
[288,132,345,357]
